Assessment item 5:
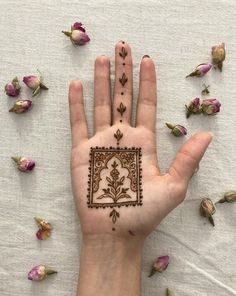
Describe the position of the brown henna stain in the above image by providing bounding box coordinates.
[128,230,135,236]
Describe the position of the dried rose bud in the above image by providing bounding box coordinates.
[36,229,51,240]
[9,99,32,114]
[34,217,52,231]
[216,191,236,204]
[28,265,57,281]
[186,97,201,118]
[62,22,90,46]
[34,217,52,240]
[23,72,48,97]
[186,63,212,78]
[201,99,221,115]
[166,288,174,296]
[166,123,187,137]
[148,255,169,277]
[12,156,35,172]
[212,43,225,71]
[200,198,216,226]
[5,77,21,97]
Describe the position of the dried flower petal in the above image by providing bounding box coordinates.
[212,43,225,71]
[201,99,221,115]
[186,98,201,118]
[200,198,216,226]
[28,265,57,281]
[12,156,35,172]
[5,77,21,97]
[216,191,236,204]
[201,84,210,95]
[166,123,187,137]
[186,63,212,78]
[9,99,32,114]
[62,22,90,46]
[23,71,48,97]
[149,255,169,277]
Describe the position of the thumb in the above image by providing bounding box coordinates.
[168,131,213,184]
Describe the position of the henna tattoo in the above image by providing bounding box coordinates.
[119,47,128,59]
[110,208,120,223]
[114,129,123,144]
[117,102,126,117]
[87,147,143,226]
[119,73,128,87]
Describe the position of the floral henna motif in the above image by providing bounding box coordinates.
[114,129,123,144]
[119,73,128,87]
[97,160,131,202]
[119,47,128,60]
[117,102,126,117]
[87,147,143,227]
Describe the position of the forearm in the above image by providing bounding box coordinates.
[77,234,144,296]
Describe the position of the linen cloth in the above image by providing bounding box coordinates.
[0,0,235,295]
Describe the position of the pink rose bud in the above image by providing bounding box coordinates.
[23,72,48,97]
[200,198,216,226]
[186,98,201,118]
[62,22,90,46]
[186,63,212,78]
[212,43,225,71]
[216,191,236,204]
[166,123,187,137]
[201,98,221,115]
[36,229,51,240]
[5,77,21,97]
[28,265,57,281]
[12,156,35,172]
[9,99,32,114]
[148,255,169,277]
[34,217,52,240]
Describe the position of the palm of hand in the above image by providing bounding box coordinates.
[69,42,212,239]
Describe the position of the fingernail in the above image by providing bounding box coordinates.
[208,131,214,139]
[142,55,150,59]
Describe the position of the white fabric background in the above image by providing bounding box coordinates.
[0,0,235,295]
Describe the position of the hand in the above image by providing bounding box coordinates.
[68,41,212,296]
[69,41,212,239]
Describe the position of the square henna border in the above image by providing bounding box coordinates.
[87,146,143,209]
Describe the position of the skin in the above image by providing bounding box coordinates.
[68,41,213,296]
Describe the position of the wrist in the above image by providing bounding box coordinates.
[78,234,144,296]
